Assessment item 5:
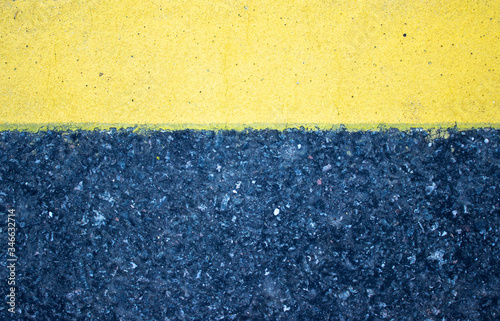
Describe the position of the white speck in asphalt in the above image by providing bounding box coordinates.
[92,210,106,227]
[339,290,350,301]
[428,249,446,266]
[425,182,437,195]
[274,208,280,216]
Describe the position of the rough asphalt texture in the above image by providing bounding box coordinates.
[0,128,498,320]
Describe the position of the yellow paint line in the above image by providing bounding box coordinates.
[1,0,499,130]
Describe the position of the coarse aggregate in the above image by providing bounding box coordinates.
[0,128,499,320]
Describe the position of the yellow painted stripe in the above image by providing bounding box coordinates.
[1,0,499,130]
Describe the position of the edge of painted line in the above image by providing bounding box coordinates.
[0,122,499,133]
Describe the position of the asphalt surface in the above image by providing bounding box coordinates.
[0,128,499,320]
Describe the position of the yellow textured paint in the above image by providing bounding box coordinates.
[0,0,499,130]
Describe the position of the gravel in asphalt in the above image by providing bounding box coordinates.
[0,128,498,320]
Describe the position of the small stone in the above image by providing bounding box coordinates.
[425,182,436,195]
[339,290,351,300]
[322,164,332,172]
[221,194,230,211]
[274,208,280,216]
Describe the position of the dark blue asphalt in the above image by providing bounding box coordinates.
[0,128,498,320]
